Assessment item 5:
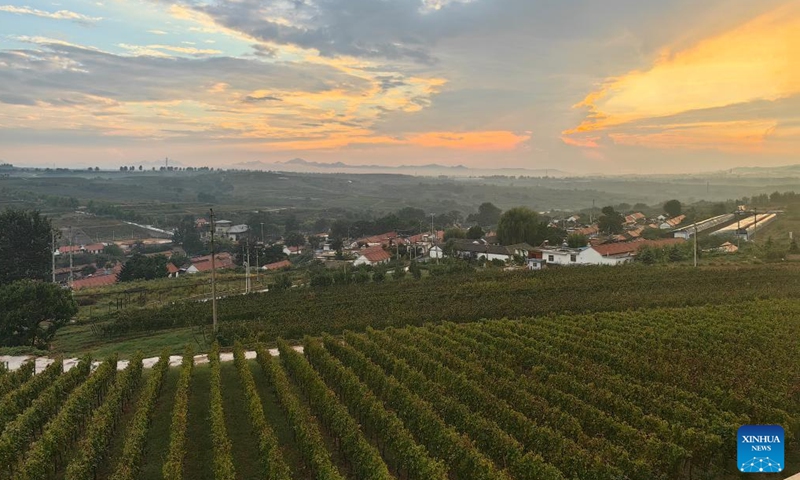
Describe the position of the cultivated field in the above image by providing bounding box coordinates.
[2,300,798,479]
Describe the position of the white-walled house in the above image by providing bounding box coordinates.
[536,238,686,267]
[429,245,443,259]
[353,246,392,266]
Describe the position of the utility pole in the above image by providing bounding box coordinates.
[260,222,265,244]
[693,224,698,267]
[255,247,259,286]
[245,241,251,294]
[68,226,74,289]
[430,213,438,264]
[210,209,218,335]
[590,199,595,225]
[51,229,56,283]
[752,207,758,241]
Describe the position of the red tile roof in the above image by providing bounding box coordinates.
[166,263,180,274]
[72,274,118,290]
[264,260,292,270]
[190,253,235,272]
[356,232,397,246]
[360,246,391,263]
[593,238,685,257]
[58,246,82,254]
[83,243,105,252]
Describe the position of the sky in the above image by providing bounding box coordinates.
[0,0,798,173]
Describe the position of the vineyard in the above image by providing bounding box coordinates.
[97,264,800,345]
[2,299,799,479]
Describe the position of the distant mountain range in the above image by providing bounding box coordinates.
[231,158,569,177]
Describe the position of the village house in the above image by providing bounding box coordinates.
[83,243,106,255]
[263,259,292,271]
[214,220,233,236]
[167,263,181,278]
[225,224,249,242]
[660,214,686,229]
[56,245,82,255]
[183,253,235,274]
[350,232,398,249]
[533,238,686,267]
[283,245,303,256]
[353,246,392,266]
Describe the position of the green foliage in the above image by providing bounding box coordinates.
[0,280,78,348]
[392,262,407,280]
[444,228,466,240]
[279,340,392,480]
[109,351,170,480]
[598,206,624,235]
[102,265,800,343]
[66,353,144,480]
[233,344,292,480]
[566,233,588,248]
[256,345,345,480]
[468,202,502,227]
[466,225,485,239]
[496,207,549,245]
[285,232,305,247]
[0,209,53,285]
[173,216,205,256]
[409,260,422,279]
[162,348,193,480]
[663,199,682,217]
[790,238,799,254]
[19,357,117,480]
[208,344,236,480]
[372,267,386,283]
[310,273,334,287]
[103,244,125,257]
[0,358,91,475]
[272,274,293,291]
[117,254,169,282]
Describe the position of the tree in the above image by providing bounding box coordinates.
[308,235,324,250]
[103,244,125,258]
[790,238,799,254]
[0,280,77,349]
[664,199,682,217]
[285,232,306,247]
[409,260,422,279]
[636,246,658,265]
[0,209,54,285]
[284,215,300,235]
[117,254,169,282]
[173,216,205,255]
[598,206,624,235]
[566,233,588,248]
[372,267,386,283]
[467,202,502,226]
[466,225,484,239]
[496,207,549,245]
[444,228,466,240]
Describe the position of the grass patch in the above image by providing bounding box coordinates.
[51,324,202,359]
[138,366,180,479]
[184,364,213,480]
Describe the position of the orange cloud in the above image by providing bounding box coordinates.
[408,130,530,150]
[563,1,800,152]
[608,120,778,153]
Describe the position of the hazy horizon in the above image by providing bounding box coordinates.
[1,0,798,174]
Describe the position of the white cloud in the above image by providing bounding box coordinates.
[0,5,101,24]
[117,43,222,57]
